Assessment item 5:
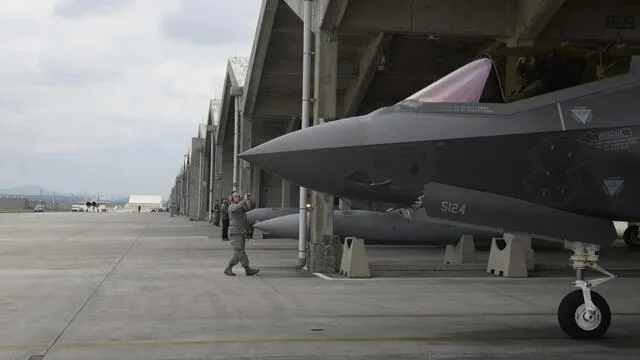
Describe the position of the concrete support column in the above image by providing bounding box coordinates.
[178,180,182,212]
[182,156,188,216]
[199,146,209,220]
[174,180,179,213]
[308,27,338,273]
[177,178,182,214]
[188,137,205,221]
[282,180,291,207]
[173,185,178,212]
[207,129,215,222]
[181,170,187,216]
[231,87,243,193]
[214,144,224,204]
[239,116,252,194]
[252,167,262,207]
[172,182,178,213]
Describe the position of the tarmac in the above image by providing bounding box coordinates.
[1,212,640,360]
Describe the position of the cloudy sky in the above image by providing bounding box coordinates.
[0,0,262,199]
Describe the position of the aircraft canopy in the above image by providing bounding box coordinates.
[404,58,493,103]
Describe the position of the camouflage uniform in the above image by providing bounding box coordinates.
[507,79,546,102]
[224,197,259,276]
[220,199,230,240]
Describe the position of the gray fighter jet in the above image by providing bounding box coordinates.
[254,208,500,245]
[246,207,299,226]
[240,52,640,339]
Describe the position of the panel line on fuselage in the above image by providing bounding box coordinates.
[556,102,567,131]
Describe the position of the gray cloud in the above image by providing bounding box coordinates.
[161,0,261,45]
[0,141,187,199]
[34,50,122,86]
[53,0,132,18]
[0,1,261,196]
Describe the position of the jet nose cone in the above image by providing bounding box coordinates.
[240,116,364,158]
[239,116,366,191]
[246,207,299,225]
[253,215,299,239]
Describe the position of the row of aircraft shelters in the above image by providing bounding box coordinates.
[170,0,640,275]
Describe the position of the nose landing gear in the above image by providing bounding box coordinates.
[558,241,616,339]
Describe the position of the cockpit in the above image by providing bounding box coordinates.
[398,48,637,106]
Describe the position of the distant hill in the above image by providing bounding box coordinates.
[0,185,45,196]
[0,185,129,204]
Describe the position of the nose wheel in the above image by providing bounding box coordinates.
[558,289,611,339]
[558,241,615,339]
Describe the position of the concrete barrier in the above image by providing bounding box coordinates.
[444,234,477,265]
[339,237,371,278]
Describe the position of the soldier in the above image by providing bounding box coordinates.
[507,56,548,102]
[224,191,259,276]
[220,198,230,241]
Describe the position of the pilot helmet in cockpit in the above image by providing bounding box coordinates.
[515,56,542,83]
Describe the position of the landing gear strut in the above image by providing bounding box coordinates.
[623,224,640,247]
[558,241,616,339]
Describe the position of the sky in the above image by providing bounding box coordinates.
[0,0,262,199]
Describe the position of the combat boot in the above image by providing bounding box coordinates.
[244,267,260,276]
[223,264,235,276]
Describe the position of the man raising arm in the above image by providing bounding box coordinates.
[223,192,259,276]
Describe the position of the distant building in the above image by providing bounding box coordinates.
[0,197,28,210]
[126,195,163,212]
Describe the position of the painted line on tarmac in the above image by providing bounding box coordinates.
[313,272,334,280]
[312,273,574,281]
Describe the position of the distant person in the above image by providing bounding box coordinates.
[138,205,141,213]
[213,200,221,226]
[220,198,230,240]
[223,192,259,276]
[507,56,548,101]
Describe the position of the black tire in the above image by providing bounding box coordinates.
[557,289,611,339]
[623,225,640,247]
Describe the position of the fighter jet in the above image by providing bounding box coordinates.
[254,208,500,245]
[246,207,298,226]
[240,52,640,339]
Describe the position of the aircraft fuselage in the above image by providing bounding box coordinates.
[243,72,640,223]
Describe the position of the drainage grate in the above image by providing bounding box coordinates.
[28,356,44,360]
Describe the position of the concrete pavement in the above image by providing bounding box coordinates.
[1,212,639,360]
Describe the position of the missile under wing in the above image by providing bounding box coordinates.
[240,52,640,339]
[246,207,298,226]
[253,209,500,244]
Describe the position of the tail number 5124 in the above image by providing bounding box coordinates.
[441,201,466,216]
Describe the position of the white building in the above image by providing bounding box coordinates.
[126,195,163,212]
